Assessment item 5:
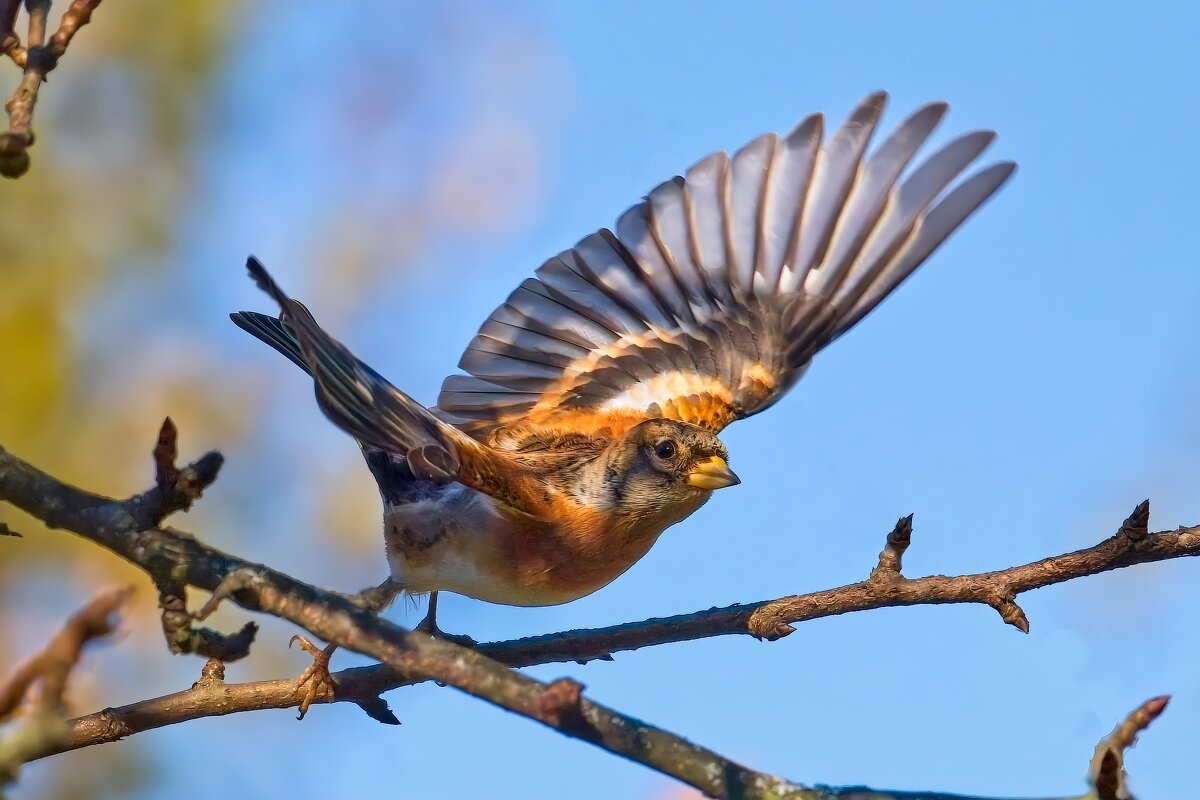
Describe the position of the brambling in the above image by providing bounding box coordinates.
[234,92,1014,635]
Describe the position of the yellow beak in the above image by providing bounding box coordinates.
[686,456,741,491]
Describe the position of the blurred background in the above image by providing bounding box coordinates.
[2,1,1198,797]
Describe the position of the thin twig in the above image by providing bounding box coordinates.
[0,587,129,720]
[0,0,23,67]
[47,0,102,60]
[1,0,105,177]
[868,514,913,583]
[0,587,129,788]
[1089,695,1169,800]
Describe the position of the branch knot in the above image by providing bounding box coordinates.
[1117,500,1151,543]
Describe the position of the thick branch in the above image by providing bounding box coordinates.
[0,436,1190,799]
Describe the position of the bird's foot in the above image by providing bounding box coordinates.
[285,581,399,720]
[289,635,337,720]
[412,613,477,649]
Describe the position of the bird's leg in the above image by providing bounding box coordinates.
[289,578,400,720]
[413,590,440,634]
[413,591,477,648]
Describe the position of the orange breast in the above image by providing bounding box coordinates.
[387,487,672,607]
[480,496,662,604]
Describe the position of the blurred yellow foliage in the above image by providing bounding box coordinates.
[0,2,235,796]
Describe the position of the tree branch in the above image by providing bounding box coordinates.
[0,587,129,790]
[1,0,105,178]
[1089,695,1169,800]
[0,0,23,68]
[0,425,1190,799]
[43,502,1195,750]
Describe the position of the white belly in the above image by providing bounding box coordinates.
[382,483,525,602]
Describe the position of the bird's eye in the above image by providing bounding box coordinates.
[654,440,677,460]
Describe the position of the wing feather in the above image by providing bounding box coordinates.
[758,112,823,294]
[790,91,888,296]
[505,280,618,350]
[647,177,723,312]
[840,160,1017,332]
[681,152,733,307]
[818,101,947,299]
[614,205,698,324]
[572,231,678,330]
[438,93,1014,434]
[724,133,778,295]
[474,320,586,364]
[236,96,1014,440]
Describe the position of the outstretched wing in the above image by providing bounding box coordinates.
[437,92,1015,436]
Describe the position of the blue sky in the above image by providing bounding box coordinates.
[22,1,1200,798]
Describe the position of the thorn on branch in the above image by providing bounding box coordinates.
[574,653,615,666]
[158,585,257,662]
[1118,500,1151,543]
[0,521,20,537]
[154,418,180,489]
[353,697,401,726]
[1089,695,1169,800]
[193,658,225,690]
[869,513,914,583]
[746,608,795,641]
[989,591,1030,634]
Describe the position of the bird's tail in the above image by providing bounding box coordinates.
[230,310,311,375]
[236,257,467,483]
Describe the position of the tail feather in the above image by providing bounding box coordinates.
[237,257,539,513]
[230,311,310,374]
[233,308,429,505]
[240,256,462,482]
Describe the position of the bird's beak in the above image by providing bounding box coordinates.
[687,456,741,490]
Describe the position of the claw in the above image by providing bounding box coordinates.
[283,580,396,721]
[289,635,337,720]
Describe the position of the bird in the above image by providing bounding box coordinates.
[234,91,1015,641]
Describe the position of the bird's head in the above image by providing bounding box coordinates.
[599,419,740,522]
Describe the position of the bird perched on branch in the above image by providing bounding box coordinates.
[234,91,1014,639]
